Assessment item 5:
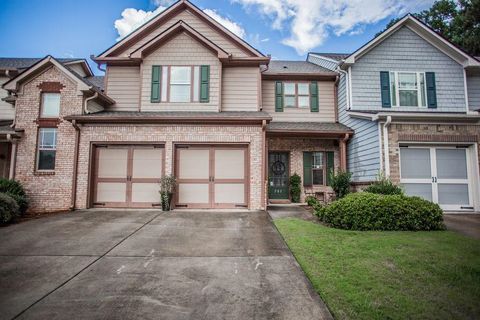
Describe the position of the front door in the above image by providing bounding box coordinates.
[400,146,473,211]
[268,152,289,200]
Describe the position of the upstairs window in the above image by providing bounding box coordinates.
[389,72,427,107]
[40,93,60,117]
[37,128,57,171]
[151,65,209,103]
[283,82,310,108]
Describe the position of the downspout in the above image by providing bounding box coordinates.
[70,120,81,210]
[383,116,392,177]
[84,92,98,114]
[261,119,267,210]
[340,133,350,171]
[336,68,350,110]
[6,134,17,180]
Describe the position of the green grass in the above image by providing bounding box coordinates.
[274,218,480,320]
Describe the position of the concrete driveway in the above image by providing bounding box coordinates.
[0,209,331,320]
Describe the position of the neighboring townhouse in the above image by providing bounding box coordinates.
[309,15,480,212]
[2,0,348,212]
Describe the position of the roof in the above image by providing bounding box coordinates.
[0,57,81,70]
[84,76,105,91]
[0,120,22,137]
[64,111,272,124]
[267,122,353,135]
[263,60,333,74]
[309,53,350,62]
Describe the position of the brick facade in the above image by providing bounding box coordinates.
[382,123,480,184]
[267,137,340,203]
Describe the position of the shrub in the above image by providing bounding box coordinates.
[364,173,403,195]
[330,170,352,199]
[0,192,20,224]
[305,195,319,207]
[0,178,28,214]
[315,192,445,231]
[289,173,302,203]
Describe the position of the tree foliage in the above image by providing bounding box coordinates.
[377,0,480,56]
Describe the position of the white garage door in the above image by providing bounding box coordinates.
[175,145,248,208]
[400,146,473,211]
[93,145,163,208]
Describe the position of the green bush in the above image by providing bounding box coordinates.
[305,195,319,207]
[0,178,28,214]
[315,192,445,231]
[330,170,352,199]
[364,173,404,195]
[289,173,302,203]
[0,192,20,224]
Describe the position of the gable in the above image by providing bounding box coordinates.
[102,2,262,59]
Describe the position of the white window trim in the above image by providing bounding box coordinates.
[36,128,57,172]
[390,71,428,108]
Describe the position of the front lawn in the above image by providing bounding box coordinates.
[274,218,480,320]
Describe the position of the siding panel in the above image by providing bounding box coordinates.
[105,66,140,111]
[467,71,480,111]
[222,67,259,111]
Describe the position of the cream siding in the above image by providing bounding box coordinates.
[0,76,15,120]
[119,9,249,58]
[222,67,259,111]
[105,66,140,111]
[141,32,220,112]
[262,80,336,122]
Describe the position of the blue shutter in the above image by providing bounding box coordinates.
[380,71,391,108]
[425,72,437,108]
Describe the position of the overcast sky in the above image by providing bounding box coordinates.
[0,0,434,74]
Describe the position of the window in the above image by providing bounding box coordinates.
[170,66,191,102]
[37,128,57,171]
[389,72,427,107]
[283,82,310,108]
[40,93,60,117]
[312,152,324,185]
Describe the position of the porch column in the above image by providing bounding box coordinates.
[339,134,349,171]
[8,141,16,180]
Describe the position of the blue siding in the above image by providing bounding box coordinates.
[338,73,380,182]
[467,71,480,111]
[351,26,466,112]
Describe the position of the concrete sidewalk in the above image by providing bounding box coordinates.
[0,209,332,320]
[443,214,480,240]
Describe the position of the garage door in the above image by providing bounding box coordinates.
[175,145,248,208]
[400,146,473,211]
[92,145,163,208]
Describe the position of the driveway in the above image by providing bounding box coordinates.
[0,209,331,320]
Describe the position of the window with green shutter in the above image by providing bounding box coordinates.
[303,151,331,186]
[151,65,161,103]
[380,71,391,108]
[275,81,283,112]
[303,152,312,186]
[425,72,437,108]
[200,65,210,103]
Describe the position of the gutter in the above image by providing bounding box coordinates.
[70,120,81,210]
[383,116,392,177]
[83,92,98,114]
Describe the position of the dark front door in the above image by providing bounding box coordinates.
[268,152,289,199]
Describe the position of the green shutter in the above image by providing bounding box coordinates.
[151,65,161,103]
[310,81,319,112]
[326,151,335,186]
[425,72,437,108]
[200,65,210,103]
[275,81,283,112]
[380,71,391,108]
[303,152,312,186]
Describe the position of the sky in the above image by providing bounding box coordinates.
[0,0,435,74]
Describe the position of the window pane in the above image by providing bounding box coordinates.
[170,66,191,84]
[312,169,324,185]
[398,73,417,89]
[390,72,396,106]
[41,93,60,117]
[39,128,57,149]
[419,73,426,106]
[298,96,309,108]
[170,85,191,102]
[400,148,431,179]
[399,90,418,106]
[284,96,295,107]
[38,150,56,170]
[436,149,467,179]
[402,183,432,201]
[297,83,309,95]
[438,184,469,205]
[284,83,295,95]
[312,152,323,167]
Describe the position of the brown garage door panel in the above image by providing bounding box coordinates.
[92,145,164,208]
[175,145,249,209]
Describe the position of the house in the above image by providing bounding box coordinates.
[308,15,480,212]
[1,0,350,212]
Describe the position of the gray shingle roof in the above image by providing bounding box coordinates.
[309,53,350,62]
[84,76,105,91]
[263,60,334,74]
[0,57,81,70]
[267,122,353,133]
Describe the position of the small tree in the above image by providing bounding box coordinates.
[159,175,176,211]
[364,173,404,195]
[289,173,302,203]
[330,170,352,199]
